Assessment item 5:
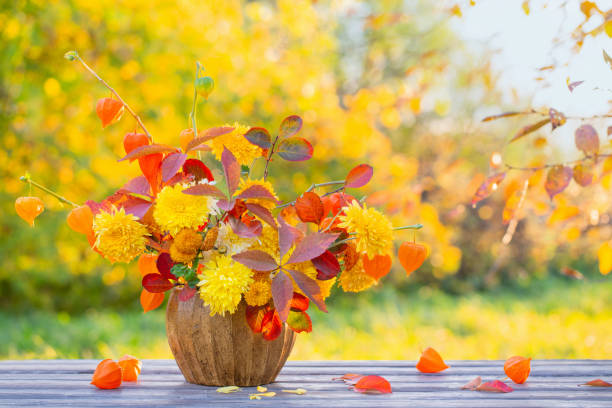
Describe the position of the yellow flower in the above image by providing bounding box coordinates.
[197,255,253,316]
[93,207,149,263]
[337,201,393,258]
[290,260,336,300]
[217,223,255,255]
[173,228,203,253]
[209,123,262,166]
[338,258,376,293]
[170,244,197,264]
[244,279,272,306]
[235,178,279,210]
[249,225,280,258]
[153,184,215,235]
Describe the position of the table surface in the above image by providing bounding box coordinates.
[0,359,610,407]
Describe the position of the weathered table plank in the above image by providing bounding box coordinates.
[0,360,609,407]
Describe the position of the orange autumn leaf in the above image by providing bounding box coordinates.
[15,196,44,227]
[504,356,531,384]
[138,254,158,277]
[179,128,195,153]
[118,355,142,381]
[398,242,428,277]
[582,379,612,387]
[416,347,449,373]
[476,380,513,393]
[140,289,165,313]
[461,376,482,390]
[96,97,124,128]
[362,253,392,281]
[67,205,93,236]
[353,375,392,394]
[91,359,122,389]
[139,153,163,191]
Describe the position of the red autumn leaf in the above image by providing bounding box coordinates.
[118,144,177,162]
[217,198,236,212]
[156,252,176,279]
[582,379,612,387]
[278,215,301,259]
[575,124,599,155]
[121,196,152,219]
[232,250,279,271]
[221,147,240,195]
[295,191,325,224]
[290,292,309,312]
[472,172,505,206]
[96,98,124,128]
[416,347,449,373]
[161,153,188,182]
[246,203,277,227]
[185,126,235,152]
[122,176,150,196]
[261,308,282,341]
[287,310,312,333]
[567,80,584,92]
[138,153,163,190]
[504,356,531,384]
[345,164,374,188]
[279,115,303,138]
[461,376,482,390]
[123,132,149,157]
[235,184,279,202]
[183,183,226,199]
[228,216,262,238]
[276,137,313,161]
[476,380,513,393]
[286,269,327,313]
[244,127,272,149]
[545,165,572,200]
[573,163,594,187]
[246,305,267,333]
[312,250,341,280]
[182,158,214,182]
[140,289,165,313]
[510,118,551,143]
[353,375,392,394]
[271,272,294,322]
[178,286,197,302]
[362,253,392,281]
[142,273,174,293]
[286,232,340,264]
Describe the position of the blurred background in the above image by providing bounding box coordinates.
[1,0,610,360]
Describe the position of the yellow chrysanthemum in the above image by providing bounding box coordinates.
[93,207,149,263]
[338,258,377,293]
[173,228,203,253]
[169,244,197,264]
[249,225,280,258]
[244,279,272,306]
[235,178,279,210]
[290,260,336,300]
[217,223,255,255]
[209,123,262,166]
[153,184,214,236]
[197,255,253,316]
[337,201,394,258]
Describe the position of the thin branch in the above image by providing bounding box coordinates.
[20,176,79,208]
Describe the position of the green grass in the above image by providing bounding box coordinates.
[2,278,610,360]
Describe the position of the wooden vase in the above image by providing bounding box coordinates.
[165,289,296,386]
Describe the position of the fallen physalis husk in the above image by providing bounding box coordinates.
[282,388,307,395]
[249,392,276,400]
[581,379,612,387]
[217,386,240,393]
[257,386,267,392]
[461,376,482,390]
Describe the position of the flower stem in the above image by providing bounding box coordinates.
[393,224,423,231]
[71,51,152,141]
[19,176,79,208]
[277,180,346,209]
[328,236,356,249]
[190,62,200,138]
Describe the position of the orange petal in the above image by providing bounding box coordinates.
[504,356,531,384]
[362,253,392,281]
[140,289,165,313]
[91,359,122,389]
[416,347,449,373]
[118,355,142,382]
[15,196,44,227]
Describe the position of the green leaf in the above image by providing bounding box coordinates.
[64,51,78,61]
[171,264,191,279]
[287,310,312,333]
[277,137,313,161]
[244,127,272,149]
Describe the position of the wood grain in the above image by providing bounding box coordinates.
[165,290,296,386]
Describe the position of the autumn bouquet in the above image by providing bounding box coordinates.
[16,52,427,344]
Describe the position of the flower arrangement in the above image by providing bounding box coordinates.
[15,52,427,342]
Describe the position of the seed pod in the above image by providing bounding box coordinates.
[91,359,122,389]
[67,205,93,236]
[343,243,359,271]
[118,355,142,382]
[123,132,149,156]
[96,98,124,128]
[195,76,214,99]
[15,196,44,227]
[504,356,531,384]
[201,226,219,251]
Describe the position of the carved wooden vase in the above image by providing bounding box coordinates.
[166,289,296,386]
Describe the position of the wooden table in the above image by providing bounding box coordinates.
[0,360,610,407]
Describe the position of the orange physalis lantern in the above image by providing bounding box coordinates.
[67,205,93,236]
[138,254,158,277]
[398,242,428,276]
[140,289,165,313]
[504,356,531,384]
[362,253,392,281]
[416,347,449,373]
[139,154,163,191]
[91,359,122,389]
[179,128,195,152]
[118,355,142,381]
[96,97,124,128]
[123,132,149,156]
[15,196,44,226]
